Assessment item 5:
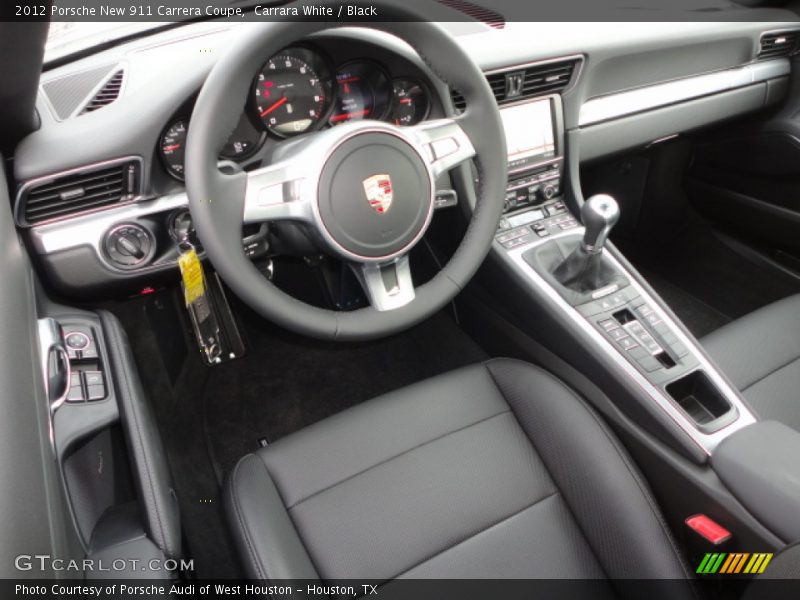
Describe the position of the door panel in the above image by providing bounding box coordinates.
[0,159,82,578]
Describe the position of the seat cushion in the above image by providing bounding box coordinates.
[225,359,694,593]
[702,294,800,432]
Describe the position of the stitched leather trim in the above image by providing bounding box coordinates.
[285,408,510,510]
[485,358,699,592]
[389,490,561,581]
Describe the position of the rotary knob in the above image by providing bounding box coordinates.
[104,223,154,269]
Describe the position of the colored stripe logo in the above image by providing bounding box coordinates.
[696,553,773,574]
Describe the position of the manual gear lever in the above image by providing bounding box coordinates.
[552,194,621,292]
[580,194,620,254]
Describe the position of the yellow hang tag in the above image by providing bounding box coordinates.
[178,248,205,306]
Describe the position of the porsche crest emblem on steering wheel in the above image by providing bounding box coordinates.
[362,173,393,214]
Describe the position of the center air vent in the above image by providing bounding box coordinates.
[451,57,581,112]
[758,31,799,59]
[18,159,141,226]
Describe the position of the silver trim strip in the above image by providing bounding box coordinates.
[503,229,757,455]
[37,318,70,451]
[32,192,188,256]
[579,59,790,127]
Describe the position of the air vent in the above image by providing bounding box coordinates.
[758,31,799,59]
[451,58,581,112]
[19,159,141,225]
[79,69,125,114]
[436,0,504,29]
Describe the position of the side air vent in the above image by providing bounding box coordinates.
[758,31,799,59]
[436,0,504,29]
[80,69,125,114]
[451,57,581,112]
[18,159,141,226]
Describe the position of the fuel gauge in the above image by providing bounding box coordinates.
[389,79,430,126]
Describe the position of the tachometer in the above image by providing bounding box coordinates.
[252,48,333,136]
[388,79,430,126]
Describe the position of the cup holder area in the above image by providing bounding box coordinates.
[666,370,737,433]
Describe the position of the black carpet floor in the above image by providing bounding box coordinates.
[616,223,800,338]
[202,305,489,478]
[108,292,488,578]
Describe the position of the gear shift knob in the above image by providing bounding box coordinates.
[581,194,620,254]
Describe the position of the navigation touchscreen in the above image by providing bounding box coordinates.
[500,99,556,170]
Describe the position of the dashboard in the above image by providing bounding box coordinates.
[158,45,432,180]
[9,18,800,298]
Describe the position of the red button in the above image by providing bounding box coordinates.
[685,514,732,545]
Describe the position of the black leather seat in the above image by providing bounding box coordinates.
[703,295,800,433]
[225,359,695,593]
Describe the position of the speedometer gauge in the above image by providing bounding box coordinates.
[252,48,333,137]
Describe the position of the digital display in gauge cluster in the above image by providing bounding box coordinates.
[329,61,391,125]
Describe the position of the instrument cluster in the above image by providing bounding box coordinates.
[159,45,432,180]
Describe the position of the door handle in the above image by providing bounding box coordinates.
[37,318,71,412]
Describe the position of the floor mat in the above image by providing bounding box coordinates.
[202,306,489,478]
[107,289,488,578]
[636,269,731,338]
[616,222,800,337]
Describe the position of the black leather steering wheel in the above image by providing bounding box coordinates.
[185,10,507,341]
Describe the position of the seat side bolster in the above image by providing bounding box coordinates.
[702,294,800,392]
[224,453,319,581]
[485,359,698,593]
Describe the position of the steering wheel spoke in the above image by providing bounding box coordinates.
[243,161,314,224]
[352,255,415,312]
[409,118,476,178]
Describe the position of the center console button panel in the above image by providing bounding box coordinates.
[497,200,577,249]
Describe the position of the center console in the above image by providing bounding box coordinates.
[490,94,757,458]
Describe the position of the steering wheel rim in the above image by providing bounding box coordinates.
[185,10,507,341]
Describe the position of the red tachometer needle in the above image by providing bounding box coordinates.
[163,144,181,152]
[260,96,288,117]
